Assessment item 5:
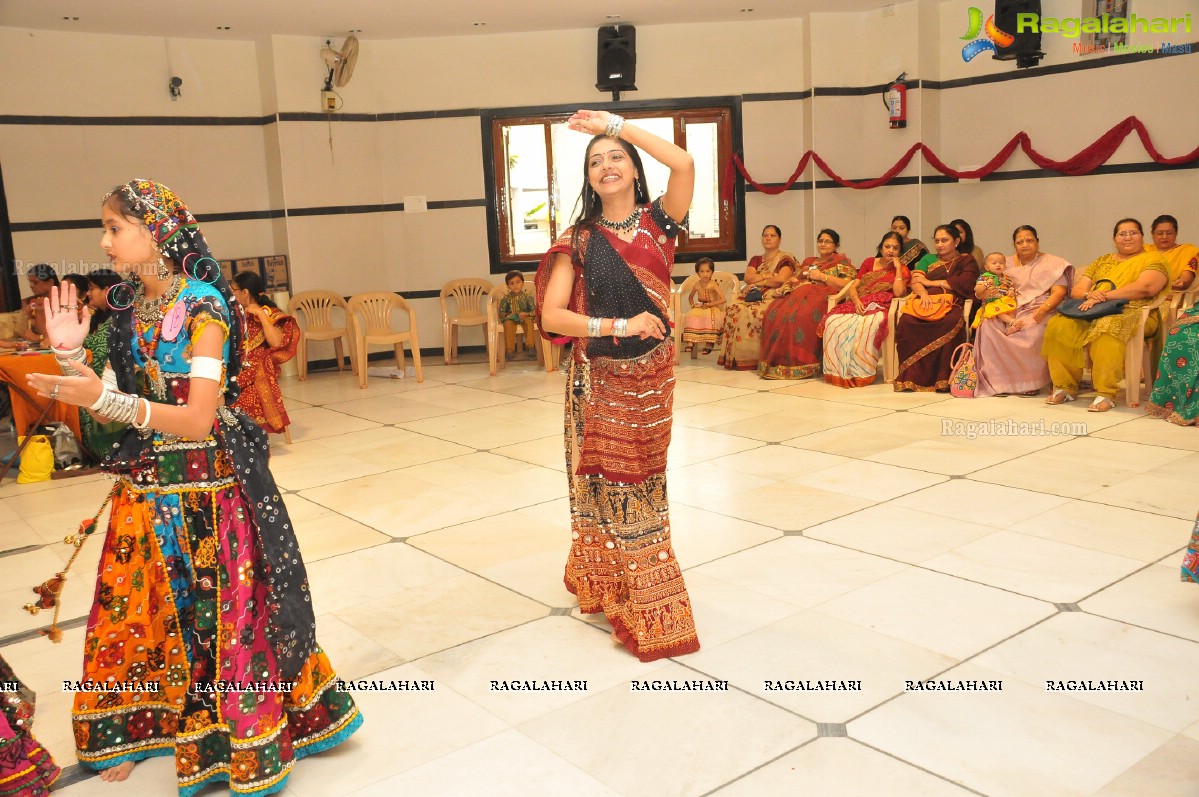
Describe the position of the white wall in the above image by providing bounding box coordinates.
[2,4,1195,352]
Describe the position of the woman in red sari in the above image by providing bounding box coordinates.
[821,231,910,387]
[758,228,855,380]
[894,224,979,391]
[232,271,300,435]
[537,109,700,663]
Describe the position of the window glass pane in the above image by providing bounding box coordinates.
[632,117,673,205]
[504,124,551,255]
[552,116,674,231]
[551,121,589,231]
[686,122,720,239]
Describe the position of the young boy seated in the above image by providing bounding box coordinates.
[971,252,1018,329]
[499,270,537,360]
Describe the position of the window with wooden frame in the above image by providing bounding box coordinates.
[484,102,743,271]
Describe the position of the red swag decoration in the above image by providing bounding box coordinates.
[723,116,1199,198]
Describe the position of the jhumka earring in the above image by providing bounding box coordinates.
[156,255,171,280]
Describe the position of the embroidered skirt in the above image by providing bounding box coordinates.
[73,436,361,796]
[562,348,699,662]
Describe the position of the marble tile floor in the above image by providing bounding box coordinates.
[2,357,1197,797]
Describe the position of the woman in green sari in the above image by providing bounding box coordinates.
[1042,218,1169,412]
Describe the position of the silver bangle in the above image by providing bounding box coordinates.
[587,316,602,337]
[56,346,87,375]
[605,113,625,138]
[131,398,152,430]
[614,318,629,337]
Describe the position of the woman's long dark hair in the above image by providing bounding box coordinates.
[232,270,278,310]
[933,223,967,256]
[86,269,122,329]
[61,274,102,335]
[28,263,60,287]
[568,134,650,266]
[949,218,975,254]
[876,230,904,257]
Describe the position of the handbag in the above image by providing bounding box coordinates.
[16,434,55,483]
[1056,278,1128,320]
[742,286,764,303]
[901,292,955,321]
[949,343,977,398]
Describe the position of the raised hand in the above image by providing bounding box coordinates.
[567,110,613,136]
[41,283,89,352]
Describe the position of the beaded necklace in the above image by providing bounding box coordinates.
[132,275,185,401]
[597,206,642,234]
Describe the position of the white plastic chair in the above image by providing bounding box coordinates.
[289,290,354,380]
[440,278,493,364]
[346,292,424,388]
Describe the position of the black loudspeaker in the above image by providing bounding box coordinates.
[596,26,637,93]
[993,0,1044,68]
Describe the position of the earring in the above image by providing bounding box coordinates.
[156,256,171,280]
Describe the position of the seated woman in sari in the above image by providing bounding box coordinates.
[758,228,855,380]
[973,225,1072,397]
[1146,305,1199,425]
[717,225,798,370]
[1043,218,1169,412]
[891,215,929,271]
[62,271,126,461]
[1146,214,1197,293]
[231,270,301,435]
[894,224,979,392]
[820,231,909,387]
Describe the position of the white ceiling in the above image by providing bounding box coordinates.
[0,0,891,40]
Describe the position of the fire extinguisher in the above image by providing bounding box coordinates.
[883,73,907,129]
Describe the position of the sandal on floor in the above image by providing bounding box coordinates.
[1088,396,1115,412]
[701,347,713,355]
[1045,389,1076,405]
[1020,390,1040,397]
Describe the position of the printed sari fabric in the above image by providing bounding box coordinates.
[78,319,127,462]
[820,258,907,388]
[758,253,856,380]
[894,254,979,391]
[1146,306,1199,425]
[900,238,928,271]
[75,279,361,796]
[973,252,1072,397]
[232,308,300,435]
[1182,509,1199,584]
[0,655,59,797]
[717,253,799,370]
[535,199,700,663]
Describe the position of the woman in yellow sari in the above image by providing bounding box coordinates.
[1042,218,1169,411]
[1146,214,1197,292]
[717,225,798,370]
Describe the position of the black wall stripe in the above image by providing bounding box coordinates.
[0,114,273,126]
[0,44,1193,129]
[11,152,1189,235]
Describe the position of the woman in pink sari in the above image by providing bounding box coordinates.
[973,225,1072,397]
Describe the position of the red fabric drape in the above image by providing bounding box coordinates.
[724,115,1199,198]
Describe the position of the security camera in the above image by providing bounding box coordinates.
[169,76,182,99]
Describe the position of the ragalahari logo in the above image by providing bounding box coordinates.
[960,7,1015,61]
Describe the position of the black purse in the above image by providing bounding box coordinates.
[742,286,764,303]
[1056,279,1128,320]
